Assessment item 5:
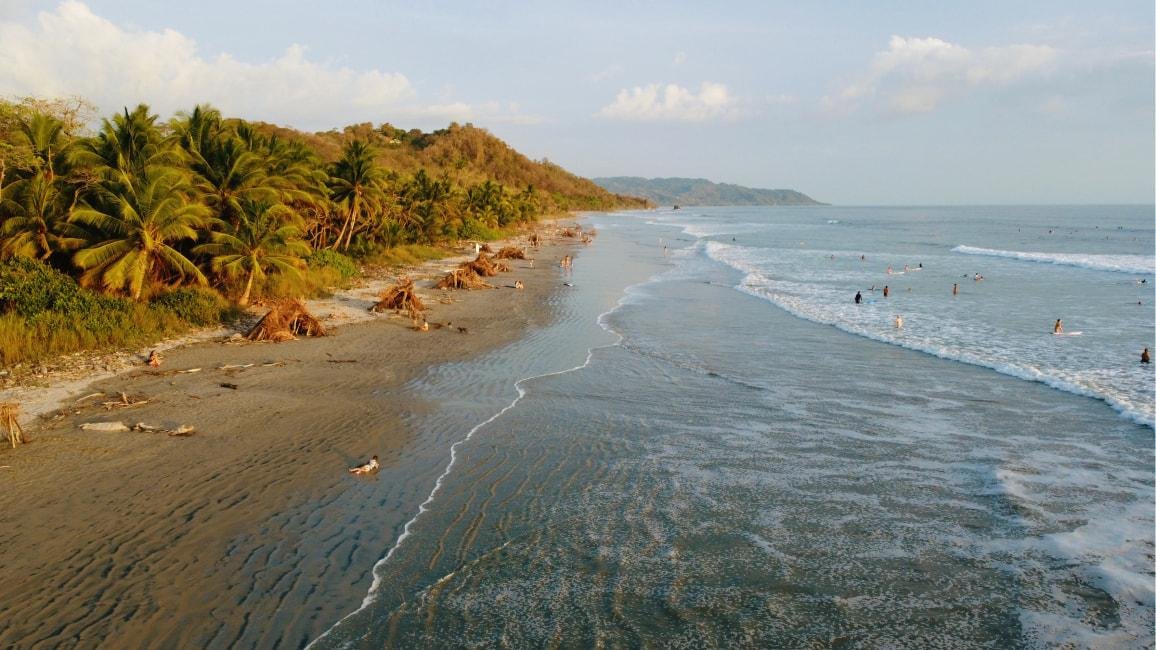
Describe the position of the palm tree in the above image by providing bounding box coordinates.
[73,104,177,189]
[328,139,385,250]
[71,167,210,300]
[0,171,84,259]
[173,106,279,226]
[194,199,310,306]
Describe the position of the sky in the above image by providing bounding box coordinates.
[0,0,1152,205]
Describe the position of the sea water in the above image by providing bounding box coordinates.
[312,206,1154,648]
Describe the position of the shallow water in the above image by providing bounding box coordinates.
[312,206,1155,648]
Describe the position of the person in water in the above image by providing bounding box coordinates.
[894,315,904,329]
[854,291,862,304]
[1142,347,1150,364]
[349,455,380,475]
[1053,319,1064,334]
[952,283,959,296]
[882,285,890,298]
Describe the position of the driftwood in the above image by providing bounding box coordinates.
[528,233,541,248]
[495,246,527,260]
[246,299,327,342]
[1,403,27,449]
[479,243,494,253]
[436,267,491,290]
[371,277,425,314]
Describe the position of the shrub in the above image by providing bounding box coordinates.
[307,249,359,279]
[150,287,230,326]
[0,257,99,318]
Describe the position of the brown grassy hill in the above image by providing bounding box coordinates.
[249,120,650,211]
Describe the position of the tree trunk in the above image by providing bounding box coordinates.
[341,193,360,251]
[239,269,254,307]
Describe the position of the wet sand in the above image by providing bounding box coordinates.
[0,234,580,648]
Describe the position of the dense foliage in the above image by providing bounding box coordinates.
[0,97,648,364]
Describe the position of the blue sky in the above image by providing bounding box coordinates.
[1,0,1152,204]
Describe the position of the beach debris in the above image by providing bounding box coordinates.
[561,228,577,238]
[219,383,239,390]
[528,232,541,248]
[80,421,130,432]
[101,392,149,410]
[74,392,105,405]
[245,299,327,342]
[371,277,426,314]
[131,422,196,436]
[495,246,527,260]
[457,326,469,334]
[1,402,28,448]
[436,267,491,290]
[177,368,202,374]
[326,359,359,364]
[467,253,502,277]
[147,350,163,367]
[217,363,254,370]
[479,243,494,253]
[513,281,524,290]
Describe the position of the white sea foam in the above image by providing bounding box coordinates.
[953,245,1155,275]
[308,248,654,649]
[702,241,1155,428]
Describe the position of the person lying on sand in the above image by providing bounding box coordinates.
[349,455,379,475]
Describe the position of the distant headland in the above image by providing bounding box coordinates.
[592,176,826,207]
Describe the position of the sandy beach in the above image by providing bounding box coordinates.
[0,227,583,648]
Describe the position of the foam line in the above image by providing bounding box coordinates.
[308,270,642,649]
[952,245,1155,275]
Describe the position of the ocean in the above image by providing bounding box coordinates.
[312,205,1155,648]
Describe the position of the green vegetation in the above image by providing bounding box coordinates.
[592,176,824,207]
[0,97,649,365]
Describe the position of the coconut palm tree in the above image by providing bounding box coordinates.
[328,139,385,250]
[73,104,177,189]
[0,171,84,259]
[71,166,210,300]
[194,199,310,306]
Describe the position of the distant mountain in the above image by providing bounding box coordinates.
[592,176,825,207]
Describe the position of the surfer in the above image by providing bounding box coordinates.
[1142,348,1150,364]
[854,291,862,304]
[1053,319,1063,335]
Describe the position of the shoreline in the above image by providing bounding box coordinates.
[0,221,588,647]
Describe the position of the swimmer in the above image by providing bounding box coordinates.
[1053,319,1063,334]
[974,273,984,281]
[860,254,865,261]
[903,264,909,272]
[952,283,958,296]
[894,315,904,329]
[349,455,379,475]
[882,285,890,298]
[854,291,862,304]
[1143,347,1150,364]
[886,265,893,275]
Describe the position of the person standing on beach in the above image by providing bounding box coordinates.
[854,291,862,304]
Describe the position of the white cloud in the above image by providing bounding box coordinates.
[824,35,1058,115]
[0,1,541,130]
[596,81,739,122]
[589,63,624,83]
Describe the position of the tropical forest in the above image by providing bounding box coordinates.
[0,97,649,365]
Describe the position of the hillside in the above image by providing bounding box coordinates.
[592,177,824,207]
[250,121,651,212]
